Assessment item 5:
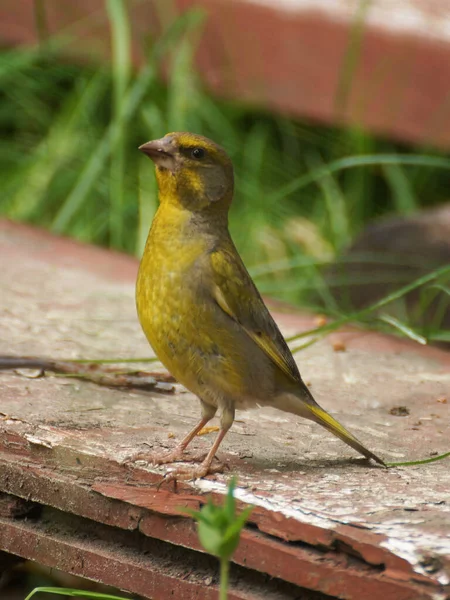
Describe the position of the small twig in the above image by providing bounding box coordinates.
[0,355,175,394]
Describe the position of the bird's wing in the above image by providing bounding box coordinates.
[210,246,302,383]
[210,247,386,467]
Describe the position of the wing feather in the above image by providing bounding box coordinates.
[210,247,301,383]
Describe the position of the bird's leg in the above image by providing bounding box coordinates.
[125,401,217,466]
[163,404,235,481]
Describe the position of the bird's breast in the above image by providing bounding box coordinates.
[136,218,213,389]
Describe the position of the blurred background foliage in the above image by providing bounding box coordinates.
[0,2,449,342]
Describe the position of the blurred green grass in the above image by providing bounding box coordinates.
[1,4,449,344]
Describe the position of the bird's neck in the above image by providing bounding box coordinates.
[149,200,230,247]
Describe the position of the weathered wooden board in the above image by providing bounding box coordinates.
[0,219,449,599]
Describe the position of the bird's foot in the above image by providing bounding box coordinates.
[162,458,228,482]
[123,446,207,467]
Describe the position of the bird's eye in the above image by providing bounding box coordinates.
[191,147,205,160]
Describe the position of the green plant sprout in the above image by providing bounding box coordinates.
[23,478,251,600]
[185,477,253,600]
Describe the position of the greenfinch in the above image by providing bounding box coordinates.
[136,132,385,479]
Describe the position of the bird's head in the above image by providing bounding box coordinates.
[139,132,234,213]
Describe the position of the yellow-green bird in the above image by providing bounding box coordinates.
[136,132,385,479]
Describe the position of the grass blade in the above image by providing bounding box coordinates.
[378,313,427,345]
[7,71,107,219]
[382,161,417,214]
[305,151,349,250]
[106,0,132,248]
[334,0,371,116]
[269,154,450,204]
[387,451,450,467]
[288,264,450,345]
[51,64,155,232]
[24,587,128,600]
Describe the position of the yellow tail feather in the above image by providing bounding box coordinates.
[308,405,386,467]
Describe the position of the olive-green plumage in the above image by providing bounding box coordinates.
[136,132,385,479]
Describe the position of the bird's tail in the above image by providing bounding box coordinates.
[275,390,386,466]
[307,403,386,466]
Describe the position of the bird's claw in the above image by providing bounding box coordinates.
[123,445,227,485]
[123,443,215,467]
[161,459,227,483]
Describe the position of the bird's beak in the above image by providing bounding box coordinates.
[139,137,176,171]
